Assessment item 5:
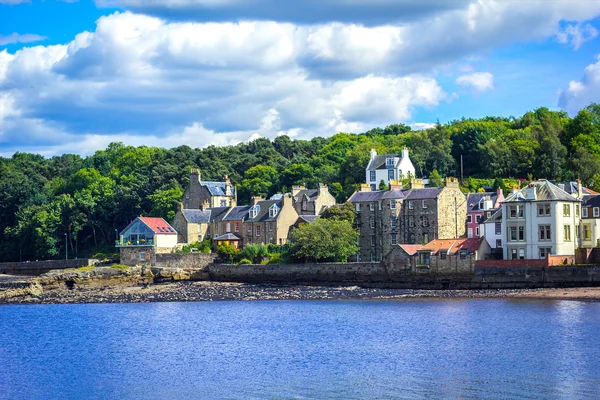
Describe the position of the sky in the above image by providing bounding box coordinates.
[1,0,600,157]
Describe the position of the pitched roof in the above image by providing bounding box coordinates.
[201,181,235,197]
[213,233,243,241]
[482,208,502,224]
[182,209,211,224]
[582,194,600,208]
[207,207,231,223]
[223,206,250,221]
[554,181,598,196]
[297,215,319,224]
[504,180,578,203]
[466,192,498,212]
[420,237,483,256]
[138,217,177,235]
[398,244,423,255]
[403,187,443,200]
[347,189,405,203]
[294,189,319,202]
[247,199,283,222]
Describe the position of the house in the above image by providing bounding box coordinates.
[466,187,504,238]
[554,181,598,196]
[117,217,178,265]
[242,194,299,246]
[171,206,211,244]
[291,184,336,216]
[501,180,582,260]
[365,148,416,190]
[211,205,250,249]
[182,169,236,209]
[580,194,600,249]
[347,177,467,262]
[482,208,504,258]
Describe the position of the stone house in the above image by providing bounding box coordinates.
[291,184,336,216]
[347,177,467,262]
[242,194,299,246]
[211,206,250,249]
[466,187,504,238]
[365,148,416,191]
[171,206,211,244]
[182,169,236,209]
[117,217,178,265]
[501,180,582,260]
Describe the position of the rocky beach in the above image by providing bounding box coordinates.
[2,266,600,305]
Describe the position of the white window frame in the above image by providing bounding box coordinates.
[247,223,252,232]
[371,235,376,247]
[390,200,396,210]
[269,204,279,218]
[467,215,472,223]
[563,204,571,217]
[594,207,599,218]
[422,200,427,209]
[255,225,261,237]
[370,171,376,182]
[139,252,146,261]
[370,217,375,229]
[408,201,414,210]
[355,203,361,212]
[539,225,551,241]
[391,234,397,245]
[564,224,571,242]
[226,223,231,232]
[369,203,375,211]
[378,201,382,210]
[249,205,260,219]
[583,207,588,218]
[495,222,501,235]
[386,157,395,167]
[584,224,591,240]
[391,216,397,228]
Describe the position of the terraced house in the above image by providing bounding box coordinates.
[242,194,299,246]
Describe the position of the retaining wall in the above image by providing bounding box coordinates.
[0,259,99,276]
[154,253,217,268]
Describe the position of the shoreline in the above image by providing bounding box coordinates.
[2,274,600,305]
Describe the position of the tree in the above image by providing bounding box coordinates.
[320,203,356,225]
[429,169,443,187]
[148,186,183,221]
[378,179,388,191]
[289,219,358,262]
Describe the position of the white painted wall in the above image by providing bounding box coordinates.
[483,221,504,249]
[155,234,178,249]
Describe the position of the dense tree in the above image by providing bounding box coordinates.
[320,203,356,225]
[429,169,443,187]
[289,219,358,262]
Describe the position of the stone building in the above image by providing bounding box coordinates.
[291,184,336,216]
[171,205,211,244]
[182,169,236,209]
[211,206,250,249]
[347,178,467,262]
[242,194,299,246]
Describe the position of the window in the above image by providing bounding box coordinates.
[519,249,525,259]
[408,201,414,210]
[370,217,375,229]
[386,157,394,167]
[418,252,430,265]
[583,207,588,218]
[226,223,231,233]
[496,239,502,248]
[220,199,227,207]
[355,203,361,212]
[371,235,376,247]
[269,204,279,218]
[509,206,523,218]
[539,247,552,259]
[595,207,600,218]
[476,226,480,237]
[564,224,571,242]
[234,223,240,232]
[388,169,394,180]
[487,212,492,219]
[391,216,397,228]
[422,200,427,209]
[576,204,580,217]
[440,252,447,260]
[269,223,273,232]
[467,215,473,223]
[255,225,262,236]
[247,223,252,232]
[495,222,502,235]
[563,204,571,217]
[519,226,524,241]
[378,201,382,210]
[370,252,377,262]
[249,205,260,219]
[391,234,397,245]
[538,204,551,216]
[423,233,429,244]
[476,215,482,224]
[369,203,375,211]
[460,250,467,260]
[390,200,396,210]
[370,171,376,182]
[139,252,146,261]
[409,216,415,227]
[538,225,551,241]
[584,224,591,240]
[511,248,517,260]
[468,228,473,238]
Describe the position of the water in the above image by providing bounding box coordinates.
[1,299,599,399]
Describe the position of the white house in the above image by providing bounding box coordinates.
[580,194,600,248]
[501,180,582,260]
[482,208,504,250]
[365,148,416,190]
[117,217,178,264]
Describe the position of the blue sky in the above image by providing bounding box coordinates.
[1,0,600,156]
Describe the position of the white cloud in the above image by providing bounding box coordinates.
[456,72,494,92]
[556,23,598,50]
[558,55,600,115]
[0,33,46,46]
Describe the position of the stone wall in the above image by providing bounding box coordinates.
[0,259,99,275]
[154,253,216,268]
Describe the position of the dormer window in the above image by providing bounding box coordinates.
[479,198,485,210]
[249,205,260,219]
[386,157,394,168]
[269,204,279,218]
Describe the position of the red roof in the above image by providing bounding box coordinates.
[139,217,177,235]
[397,244,423,255]
[420,237,483,256]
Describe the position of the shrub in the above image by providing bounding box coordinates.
[237,258,253,265]
[217,244,239,264]
[267,254,282,264]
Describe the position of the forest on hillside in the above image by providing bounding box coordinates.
[1,104,600,262]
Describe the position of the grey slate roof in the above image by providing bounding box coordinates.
[504,180,578,203]
[247,200,282,222]
[201,181,234,197]
[553,181,597,195]
[223,206,250,221]
[347,190,405,203]
[298,215,319,224]
[482,208,502,224]
[294,189,319,201]
[213,233,243,241]
[403,187,443,200]
[582,194,600,208]
[207,207,231,223]
[467,192,497,212]
[367,154,399,170]
[182,209,211,224]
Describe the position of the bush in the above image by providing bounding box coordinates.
[241,244,269,263]
[217,244,239,264]
[267,254,282,264]
[237,258,253,265]
[180,239,212,253]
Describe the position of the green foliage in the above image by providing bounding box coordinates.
[289,218,358,262]
[378,179,388,191]
[77,266,94,271]
[320,203,356,225]
[217,244,240,264]
[180,239,212,254]
[111,264,130,270]
[240,244,269,264]
[237,258,253,265]
[428,169,443,187]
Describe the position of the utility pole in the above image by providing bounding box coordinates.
[460,155,464,184]
[64,233,68,260]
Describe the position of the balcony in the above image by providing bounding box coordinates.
[115,239,154,248]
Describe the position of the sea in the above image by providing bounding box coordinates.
[1,299,599,399]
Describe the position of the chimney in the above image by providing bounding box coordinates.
[410,178,424,189]
[402,147,409,159]
[445,177,459,189]
[389,179,403,190]
[318,183,327,194]
[360,184,371,192]
[370,149,377,160]
[282,193,293,207]
[526,183,537,200]
[511,185,519,194]
[201,199,209,211]
[496,186,503,197]
[251,196,264,205]
[292,185,305,197]
[577,179,583,199]
[191,168,201,183]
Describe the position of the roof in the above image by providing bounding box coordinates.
[504,180,579,203]
[482,208,502,224]
[201,181,235,197]
[182,209,211,224]
[213,233,243,241]
[466,192,498,212]
[223,206,250,221]
[420,238,483,256]
[294,189,319,202]
[207,207,230,223]
[554,181,598,196]
[398,244,423,256]
[297,215,319,224]
[347,190,405,203]
[403,187,443,200]
[366,154,399,170]
[138,217,177,235]
[246,199,283,222]
[582,194,600,208]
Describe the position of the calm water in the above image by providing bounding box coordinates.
[1,299,600,399]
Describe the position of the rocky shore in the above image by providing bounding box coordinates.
[2,266,600,305]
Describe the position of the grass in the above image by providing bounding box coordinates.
[77,266,94,271]
[110,264,130,270]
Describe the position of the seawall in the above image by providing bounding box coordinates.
[0,259,100,276]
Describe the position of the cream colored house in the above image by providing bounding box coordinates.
[580,194,600,248]
[501,180,582,260]
[242,194,299,246]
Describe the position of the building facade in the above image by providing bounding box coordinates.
[466,187,504,238]
[580,194,600,249]
[117,217,178,265]
[242,194,299,246]
[182,169,236,209]
[365,148,416,191]
[291,184,336,216]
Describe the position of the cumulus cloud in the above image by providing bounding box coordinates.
[0,33,46,46]
[556,23,598,50]
[456,72,494,93]
[558,55,600,115]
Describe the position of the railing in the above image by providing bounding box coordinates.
[115,239,154,247]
